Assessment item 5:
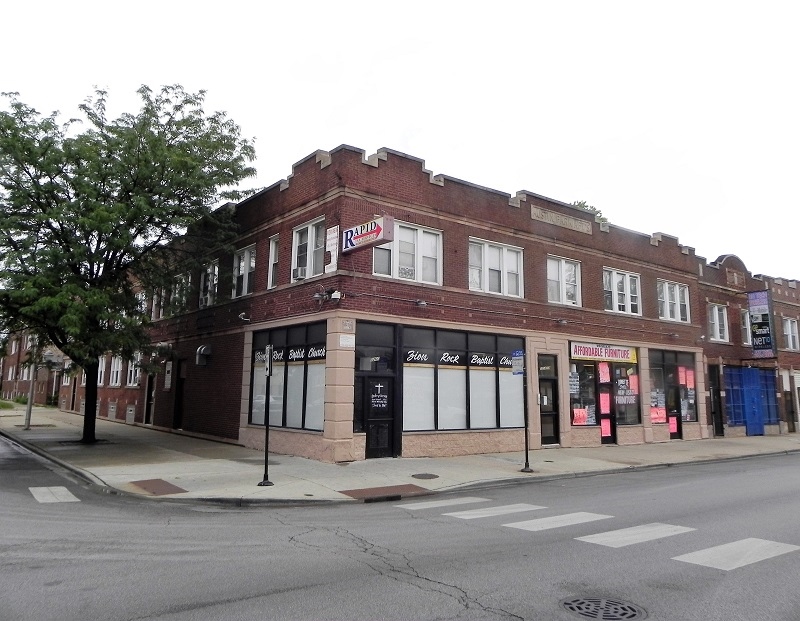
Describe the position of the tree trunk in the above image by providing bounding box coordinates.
[81,360,99,443]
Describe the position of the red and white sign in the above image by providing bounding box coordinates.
[342,216,394,253]
[570,341,638,363]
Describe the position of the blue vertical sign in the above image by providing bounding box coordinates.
[511,350,524,375]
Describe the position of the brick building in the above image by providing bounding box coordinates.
[0,334,61,406]
[50,145,800,462]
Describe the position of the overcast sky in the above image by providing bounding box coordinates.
[4,1,798,279]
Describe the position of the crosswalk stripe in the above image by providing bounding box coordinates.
[443,503,547,519]
[395,497,489,510]
[29,486,80,503]
[576,523,696,547]
[672,538,800,570]
[505,512,613,532]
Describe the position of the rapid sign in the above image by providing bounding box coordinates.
[342,216,393,253]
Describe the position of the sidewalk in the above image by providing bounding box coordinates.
[3,405,800,505]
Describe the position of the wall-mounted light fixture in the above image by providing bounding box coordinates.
[668,333,680,338]
[314,288,344,303]
[555,319,569,325]
[195,345,212,366]
[415,299,428,307]
[238,312,250,322]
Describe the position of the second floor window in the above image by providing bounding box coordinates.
[97,356,106,385]
[199,262,219,308]
[127,353,141,386]
[233,246,256,297]
[657,280,690,322]
[172,274,191,314]
[7,365,14,381]
[268,236,279,289]
[603,268,640,315]
[708,304,729,342]
[374,223,441,284]
[292,220,326,281]
[469,240,523,297]
[783,318,799,350]
[547,256,580,306]
[740,309,752,345]
[109,356,123,386]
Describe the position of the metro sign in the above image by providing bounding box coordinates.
[342,216,394,253]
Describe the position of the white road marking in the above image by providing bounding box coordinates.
[576,522,696,547]
[443,503,547,519]
[396,497,490,510]
[673,538,800,570]
[504,512,613,532]
[29,486,80,503]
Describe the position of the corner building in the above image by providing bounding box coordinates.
[57,145,800,462]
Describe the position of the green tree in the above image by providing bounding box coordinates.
[0,85,256,442]
[572,200,607,222]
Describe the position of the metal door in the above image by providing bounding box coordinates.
[743,367,765,435]
[365,377,395,458]
[539,378,560,445]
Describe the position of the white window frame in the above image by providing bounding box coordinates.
[109,356,123,387]
[657,280,690,322]
[10,339,17,354]
[268,235,280,289]
[97,356,106,386]
[62,367,71,386]
[81,370,86,386]
[740,309,752,345]
[25,335,34,350]
[468,239,523,297]
[199,261,219,308]
[373,222,442,285]
[603,268,641,315]
[547,256,581,306]
[232,245,256,297]
[7,365,14,381]
[20,365,31,381]
[291,220,326,281]
[708,304,729,342]
[171,273,191,313]
[126,353,141,386]
[783,318,799,351]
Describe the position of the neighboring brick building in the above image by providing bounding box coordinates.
[0,334,61,406]
[51,145,800,462]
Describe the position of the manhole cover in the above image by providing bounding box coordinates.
[561,597,647,620]
[411,473,439,480]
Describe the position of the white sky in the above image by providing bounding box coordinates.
[4,1,798,279]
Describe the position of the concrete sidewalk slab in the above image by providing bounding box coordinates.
[2,405,800,505]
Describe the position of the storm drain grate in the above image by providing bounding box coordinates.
[561,597,647,620]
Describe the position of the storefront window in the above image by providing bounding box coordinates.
[569,342,641,427]
[649,350,697,424]
[251,323,326,431]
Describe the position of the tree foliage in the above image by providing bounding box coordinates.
[0,85,256,441]
[572,200,607,222]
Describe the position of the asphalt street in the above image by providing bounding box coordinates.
[2,436,799,621]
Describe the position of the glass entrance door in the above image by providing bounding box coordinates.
[539,378,559,445]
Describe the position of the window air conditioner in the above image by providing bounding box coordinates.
[293,267,307,280]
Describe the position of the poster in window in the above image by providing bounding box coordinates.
[572,408,588,425]
[600,392,611,414]
[601,418,612,436]
[686,369,695,389]
[669,416,678,433]
[598,362,611,384]
[650,407,667,424]
[629,374,639,394]
[678,366,687,385]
